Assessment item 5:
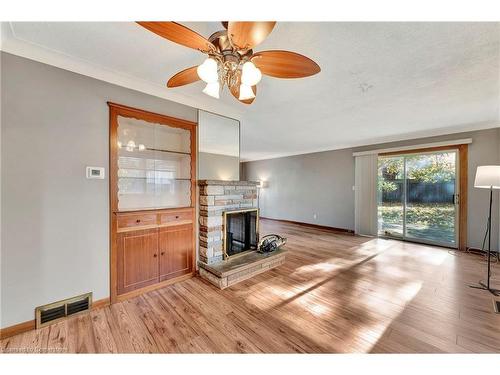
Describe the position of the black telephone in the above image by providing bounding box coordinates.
[258,234,287,253]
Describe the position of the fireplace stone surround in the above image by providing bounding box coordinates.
[198,180,259,264]
[197,180,286,289]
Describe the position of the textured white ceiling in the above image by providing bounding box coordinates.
[3,22,499,160]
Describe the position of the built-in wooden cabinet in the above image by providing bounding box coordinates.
[117,228,159,295]
[159,223,193,282]
[116,211,194,295]
[109,103,196,303]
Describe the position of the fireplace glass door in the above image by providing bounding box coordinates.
[224,209,258,258]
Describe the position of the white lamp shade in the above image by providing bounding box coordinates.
[474,165,500,189]
[241,61,262,86]
[202,82,220,99]
[238,84,256,100]
[197,58,219,83]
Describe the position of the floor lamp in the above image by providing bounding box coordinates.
[469,165,500,296]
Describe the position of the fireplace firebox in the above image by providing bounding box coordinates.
[223,209,259,258]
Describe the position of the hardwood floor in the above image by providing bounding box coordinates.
[1,218,499,353]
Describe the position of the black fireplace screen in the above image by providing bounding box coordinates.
[224,209,258,257]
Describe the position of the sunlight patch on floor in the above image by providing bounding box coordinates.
[243,235,431,352]
[396,281,423,300]
[296,293,331,316]
[344,280,423,352]
[245,284,297,307]
[417,248,449,266]
[293,261,342,275]
[359,238,394,250]
[250,267,425,352]
[395,243,449,264]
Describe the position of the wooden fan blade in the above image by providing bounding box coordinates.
[227,22,276,50]
[136,22,214,53]
[251,50,320,78]
[167,66,200,88]
[229,75,257,104]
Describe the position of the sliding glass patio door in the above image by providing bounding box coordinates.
[377,150,458,247]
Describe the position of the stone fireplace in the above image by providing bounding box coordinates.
[198,180,259,264]
[198,180,286,289]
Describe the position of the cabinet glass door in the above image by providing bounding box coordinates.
[117,116,192,211]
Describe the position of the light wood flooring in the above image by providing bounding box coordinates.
[1,219,499,353]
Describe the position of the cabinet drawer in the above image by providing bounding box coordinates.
[160,210,193,225]
[117,213,157,229]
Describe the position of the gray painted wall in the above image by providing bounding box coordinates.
[243,148,356,231]
[2,51,499,329]
[242,128,500,251]
[0,52,198,328]
[199,152,240,181]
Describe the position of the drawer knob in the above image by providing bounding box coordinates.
[175,215,179,219]
[161,252,165,256]
[153,254,157,258]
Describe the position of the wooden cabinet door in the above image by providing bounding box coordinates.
[117,228,159,294]
[158,224,193,282]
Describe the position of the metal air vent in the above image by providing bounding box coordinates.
[35,292,92,328]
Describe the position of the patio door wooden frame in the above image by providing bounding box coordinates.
[379,144,468,250]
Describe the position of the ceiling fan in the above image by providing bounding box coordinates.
[136,21,321,104]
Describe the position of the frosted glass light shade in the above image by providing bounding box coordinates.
[241,61,262,86]
[126,140,136,152]
[203,82,220,98]
[474,165,500,189]
[197,58,219,83]
[239,84,255,100]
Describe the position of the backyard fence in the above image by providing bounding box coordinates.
[381,180,455,203]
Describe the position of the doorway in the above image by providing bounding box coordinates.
[377,149,459,247]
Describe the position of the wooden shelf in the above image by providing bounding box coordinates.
[116,219,194,233]
[118,147,191,156]
[117,177,191,181]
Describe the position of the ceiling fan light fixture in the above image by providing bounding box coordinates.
[197,57,219,83]
[239,84,255,100]
[140,22,320,105]
[241,61,262,86]
[203,81,220,99]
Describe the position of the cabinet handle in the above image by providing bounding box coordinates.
[136,219,141,223]
[153,254,157,258]
[161,251,165,256]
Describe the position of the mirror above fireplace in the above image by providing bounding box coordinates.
[198,110,240,181]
